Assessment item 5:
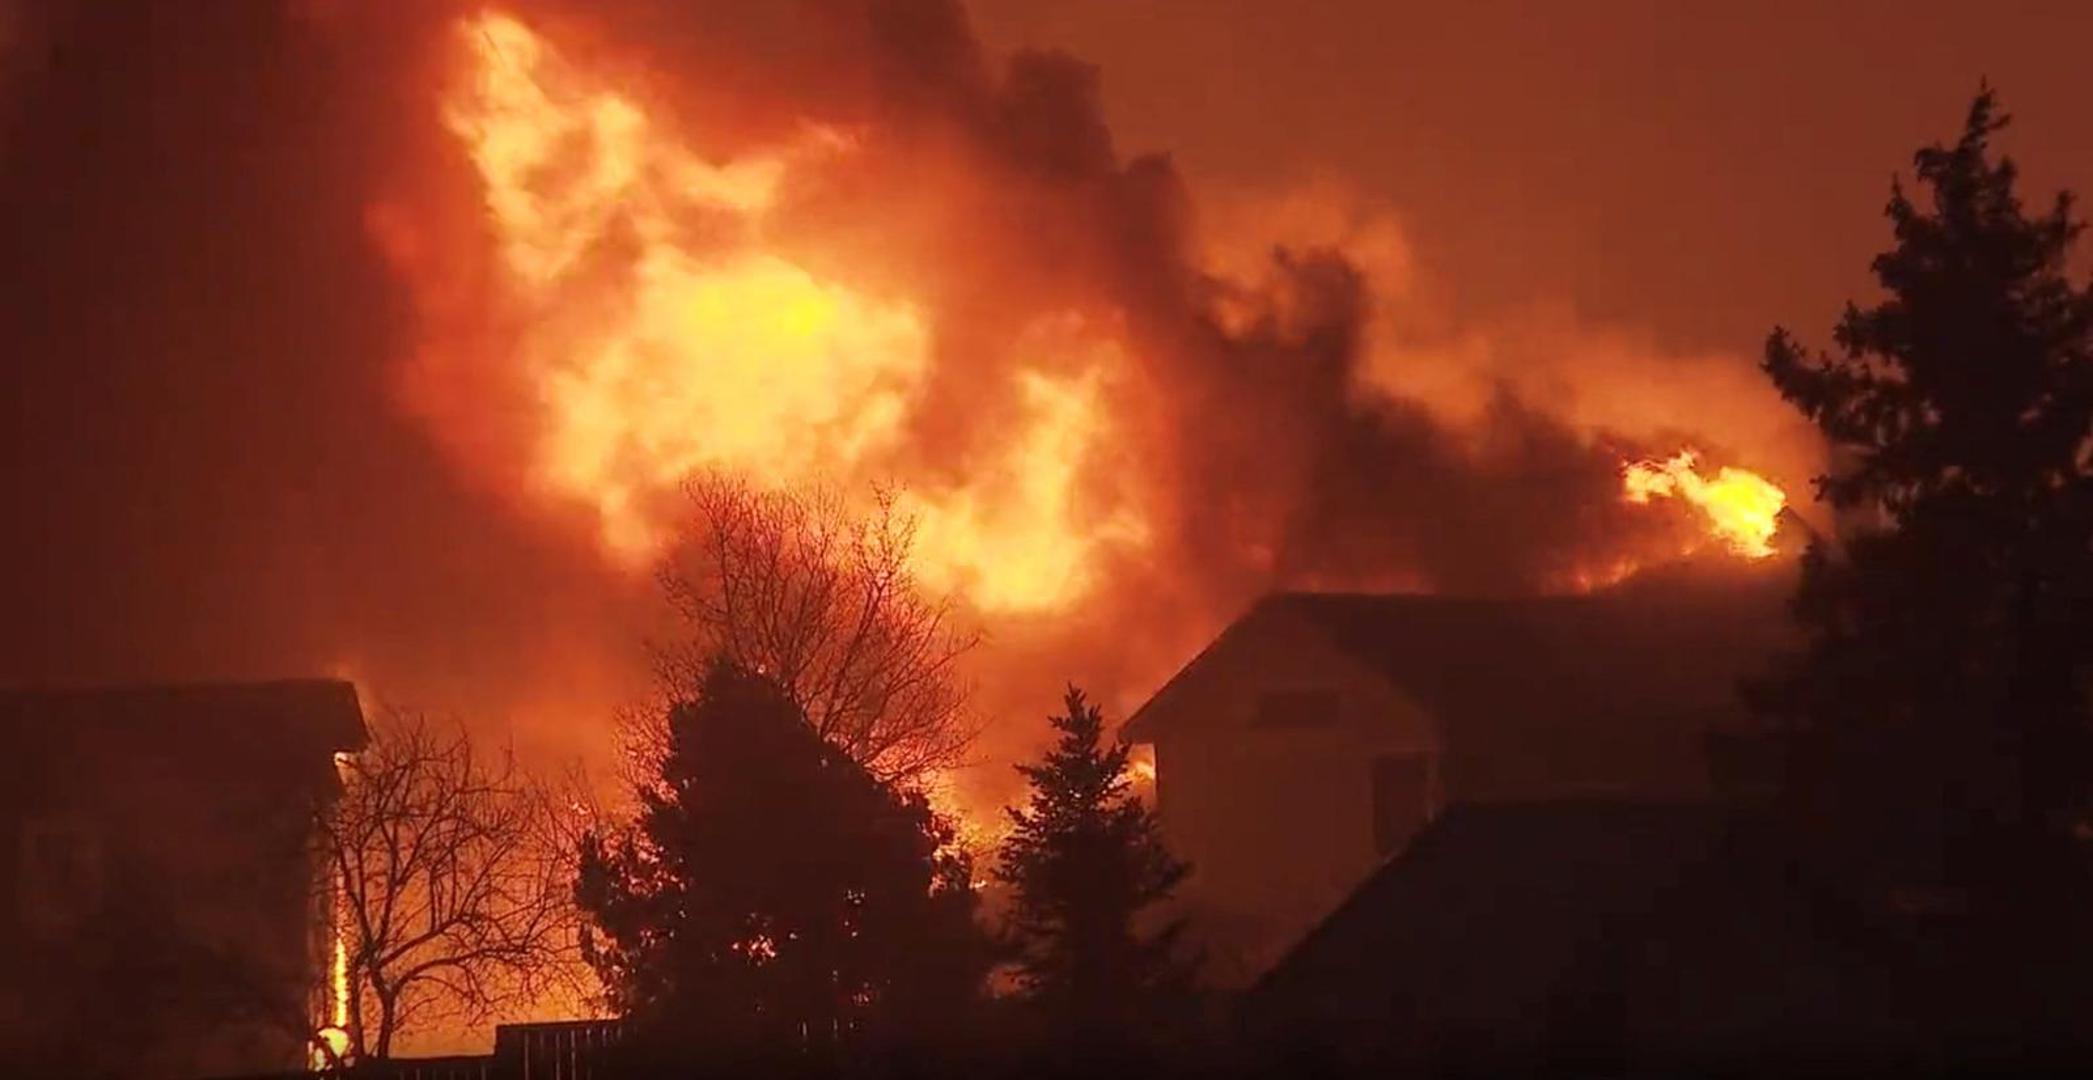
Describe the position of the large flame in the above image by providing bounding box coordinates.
[1622,449,1786,558]
[417,12,1139,613]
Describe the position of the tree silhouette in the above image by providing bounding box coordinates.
[1752,88,2093,909]
[318,714,579,1062]
[576,659,991,1065]
[995,686,1193,1044]
[649,476,978,787]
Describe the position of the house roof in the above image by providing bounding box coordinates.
[1247,798,1726,1001]
[1122,559,1796,798]
[1243,798,1920,1064]
[0,678,369,757]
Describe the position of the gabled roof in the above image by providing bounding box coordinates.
[1122,560,1796,797]
[1244,798,1919,1065]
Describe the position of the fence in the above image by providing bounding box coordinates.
[222,1020,621,1080]
[492,1019,622,1080]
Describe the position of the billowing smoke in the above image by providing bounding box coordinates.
[0,0,1819,797]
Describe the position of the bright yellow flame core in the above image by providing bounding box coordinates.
[539,250,931,560]
[1622,449,1786,558]
[437,12,1137,612]
[312,752,355,1069]
[311,936,350,1067]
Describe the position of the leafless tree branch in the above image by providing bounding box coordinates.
[317,712,591,1061]
[645,475,981,785]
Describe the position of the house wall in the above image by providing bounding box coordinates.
[1139,610,1440,986]
[0,712,340,1078]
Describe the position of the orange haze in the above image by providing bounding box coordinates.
[13,0,2093,1056]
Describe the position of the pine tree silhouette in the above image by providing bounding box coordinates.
[1751,85,2093,1050]
[576,659,991,1066]
[996,685,1194,1047]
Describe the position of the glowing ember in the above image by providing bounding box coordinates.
[1622,449,1786,558]
[415,12,1139,613]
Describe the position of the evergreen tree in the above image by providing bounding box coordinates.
[576,660,991,1066]
[1751,88,2093,906]
[996,686,1193,1042]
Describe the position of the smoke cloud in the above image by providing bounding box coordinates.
[0,0,1820,792]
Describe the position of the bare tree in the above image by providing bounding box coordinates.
[651,475,979,784]
[317,713,582,1062]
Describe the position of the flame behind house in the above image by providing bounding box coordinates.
[1622,450,1788,559]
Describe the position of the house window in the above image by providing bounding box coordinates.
[1371,754,1430,856]
[1251,689,1340,729]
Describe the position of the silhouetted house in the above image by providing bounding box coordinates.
[0,680,367,1078]
[1241,800,1924,1074]
[1120,561,1794,982]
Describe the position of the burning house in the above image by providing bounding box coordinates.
[0,680,367,1078]
[1121,559,1797,984]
